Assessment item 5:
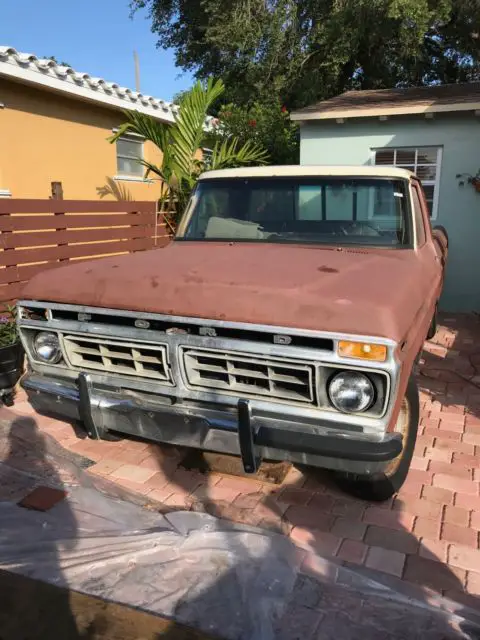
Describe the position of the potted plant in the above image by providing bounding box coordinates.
[456,170,480,193]
[0,306,24,405]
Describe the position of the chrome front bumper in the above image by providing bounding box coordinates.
[22,372,402,476]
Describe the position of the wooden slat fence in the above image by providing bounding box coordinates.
[0,199,166,303]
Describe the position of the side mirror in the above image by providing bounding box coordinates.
[432,225,448,268]
[433,225,448,248]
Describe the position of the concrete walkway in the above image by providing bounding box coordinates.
[3,314,480,619]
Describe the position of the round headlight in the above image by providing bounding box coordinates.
[328,371,374,414]
[33,331,62,364]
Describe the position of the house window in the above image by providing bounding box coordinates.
[202,147,213,169]
[116,135,144,178]
[373,147,442,218]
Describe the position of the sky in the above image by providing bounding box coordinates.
[0,0,194,101]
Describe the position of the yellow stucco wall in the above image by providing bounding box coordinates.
[0,78,163,201]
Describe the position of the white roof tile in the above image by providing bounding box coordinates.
[0,45,178,123]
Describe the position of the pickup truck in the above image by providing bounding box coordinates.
[18,166,448,500]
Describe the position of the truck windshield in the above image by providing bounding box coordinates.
[177,177,411,247]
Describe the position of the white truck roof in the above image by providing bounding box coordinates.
[199,165,415,181]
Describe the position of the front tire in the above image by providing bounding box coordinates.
[337,375,419,502]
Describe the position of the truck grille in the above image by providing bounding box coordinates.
[36,305,334,352]
[182,348,315,404]
[63,335,171,383]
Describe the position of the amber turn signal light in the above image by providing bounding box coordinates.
[337,340,387,362]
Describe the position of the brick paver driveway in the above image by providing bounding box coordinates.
[4,314,480,614]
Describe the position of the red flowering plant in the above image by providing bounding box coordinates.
[218,99,298,165]
[0,305,18,348]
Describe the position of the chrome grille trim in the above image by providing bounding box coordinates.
[181,347,315,405]
[18,300,397,349]
[63,335,172,383]
[18,300,400,435]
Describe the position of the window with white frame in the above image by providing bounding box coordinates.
[202,147,213,168]
[373,147,442,218]
[116,135,144,178]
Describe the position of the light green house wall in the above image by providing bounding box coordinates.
[299,114,480,311]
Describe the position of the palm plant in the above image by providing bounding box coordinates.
[109,78,269,232]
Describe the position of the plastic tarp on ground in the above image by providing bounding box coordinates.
[0,481,301,640]
[1,423,480,639]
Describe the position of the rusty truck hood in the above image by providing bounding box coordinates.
[22,241,424,342]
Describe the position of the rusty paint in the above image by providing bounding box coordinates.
[184,273,203,284]
[317,265,339,274]
[22,240,444,345]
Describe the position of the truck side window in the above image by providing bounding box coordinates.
[411,185,426,246]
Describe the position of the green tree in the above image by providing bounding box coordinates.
[219,100,299,165]
[131,0,480,110]
[109,78,268,231]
